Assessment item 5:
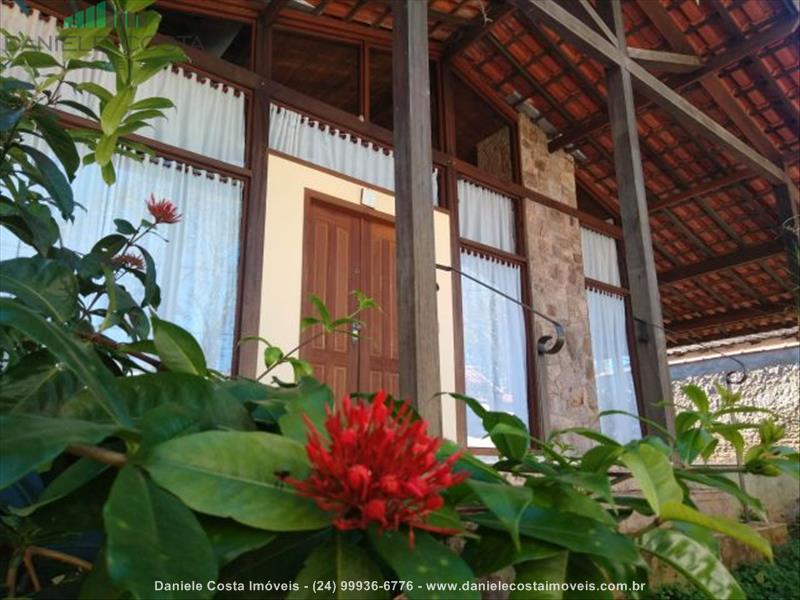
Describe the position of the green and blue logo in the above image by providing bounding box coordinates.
[64,1,142,29]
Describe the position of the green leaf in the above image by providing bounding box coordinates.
[123,0,158,11]
[60,25,112,60]
[659,501,772,560]
[13,457,109,516]
[201,516,275,567]
[639,529,745,599]
[152,316,207,375]
[80,549,126,600]
[370,530,479,600]
[0,413,120,488]
[128,97,174,113]
[127,11,161,52]
[74,81,113,104]
[437,440,505,483]
[290,533,387,599]
[467,480,532,550]
[0,105,25,131]
[95,133,118,166]
[114,218,136,235]
[0,349,80,415]
[32,109,80,178]
[0,257,78,321]
[264,345,284,368]
[143,431,330,531]
[510,552,569,600]
[309,294,332,327]
[462,529,562,577]
[620,443,683,515]
[487,414,530,460]
[682,384,710,413]
[0,300,131,425]
[474,507,639,563]
[677,470,765,515]
[15,50,60,68]
[278,376,333,444]
[676,427,716,464]
[104,467,217,599]
[19,144,74,218]
[134,244,160,307]
[101,87,135,135]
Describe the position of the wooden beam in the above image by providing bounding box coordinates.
[511,0,788,184]
[634,0,782,163]
[547,13,799,152]
[577,0,616,45]
[648,169,752,212]
[261,0,291,26]
[392,0,442,433]
[667,303,793,333]
[443,3,513,62]
[627,47,702,73]
[658,240,785,285]
[603,0,674,435]
[237,18,271,377]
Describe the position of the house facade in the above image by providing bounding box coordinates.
[2,0,797,452]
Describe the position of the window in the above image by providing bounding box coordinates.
[458,181,528,447]
[453,77,513,181]
[581,228,641,444]
[272,30,360,115]
[156,8,253,68]
[368,49,441,148]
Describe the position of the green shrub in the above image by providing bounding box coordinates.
[649,535,800,600]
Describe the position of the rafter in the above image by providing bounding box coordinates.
[628,47,702,73]
[509,0,788,184]
[443,2,513,61]
[648,169,752,212]
[658,240,785,285]
[666,303,793,333]
[634,0,782,163]
[547,13,799,153]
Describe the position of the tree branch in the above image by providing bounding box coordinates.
[66,444,127,468]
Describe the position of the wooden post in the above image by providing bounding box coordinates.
[391,0,442,433]
[236,11,271,377]
[605,0,674,435]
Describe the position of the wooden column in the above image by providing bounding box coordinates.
[605,0,674,435]
[236,12,271,377]
[391,0,442,433]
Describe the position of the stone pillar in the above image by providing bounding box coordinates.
[519,114,599,447]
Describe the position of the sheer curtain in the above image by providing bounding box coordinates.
[457,179,515,253]
[581,228,641,443]
[1,1,246,166]
[0,140,243,372]
[461,251,528,447]
[269,104,439,202]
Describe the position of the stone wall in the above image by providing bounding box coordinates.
[518,113,599,446]
[476,126,513,182]
[670,345,800,464]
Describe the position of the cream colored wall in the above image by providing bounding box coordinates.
[259,154,459,441]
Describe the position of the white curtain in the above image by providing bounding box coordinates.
[1,2,246,166]
[586,289,640,444]
[269,104,439,203]
[0,142,243,373]
[581,227,621,286]
[461,251,528,447]
[458,180,516,253]
[581,227,640,443]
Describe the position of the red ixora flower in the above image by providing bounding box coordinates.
[287,391,468,544]
[111,253,144,270]
[146,194,181,224]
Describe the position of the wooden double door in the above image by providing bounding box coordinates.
[300,196,399,400]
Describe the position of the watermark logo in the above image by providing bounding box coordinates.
[63,1,142,29]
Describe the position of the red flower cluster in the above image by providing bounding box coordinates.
[288,391,467,543]
[146,194,181,224]
[111,253,144,270]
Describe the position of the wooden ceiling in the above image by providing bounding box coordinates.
[196,0,800,347]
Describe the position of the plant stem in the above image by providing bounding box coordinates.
[67,444,127,468]
[28,546,93,572]
[630,518,661,538]
[22,549,41,593]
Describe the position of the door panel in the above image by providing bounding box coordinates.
[360,219,399,397]
[300,202,360,400]
[300,198,399,399]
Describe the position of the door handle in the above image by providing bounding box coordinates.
[351,321,361,344]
